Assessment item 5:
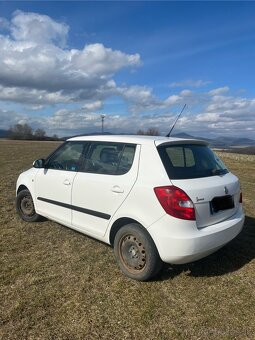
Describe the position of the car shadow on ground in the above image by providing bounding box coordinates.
[158,215,255,281]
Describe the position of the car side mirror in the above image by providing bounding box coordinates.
[33,159,45,168]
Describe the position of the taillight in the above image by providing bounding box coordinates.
[239,192,243,203]
[154,186,196,220]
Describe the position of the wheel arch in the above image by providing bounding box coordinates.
[109,217,142,246]
[17,184,29,194]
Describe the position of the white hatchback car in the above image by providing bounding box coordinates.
[16,135,245,280]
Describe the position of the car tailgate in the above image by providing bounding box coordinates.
[171,172,241,228]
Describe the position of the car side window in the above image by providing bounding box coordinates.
[81,142,136,175]
[46,142,85,171]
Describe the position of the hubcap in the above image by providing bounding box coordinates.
[119,234,146,272]
[20,196,34,216]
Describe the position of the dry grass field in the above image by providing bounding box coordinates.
[0,140,254,339]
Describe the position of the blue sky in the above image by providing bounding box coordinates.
[0,1,255,138]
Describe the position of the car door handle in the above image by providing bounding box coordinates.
[63,179,71,186]
[111,185,124,193]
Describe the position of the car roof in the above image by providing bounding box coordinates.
[68,135,208,146]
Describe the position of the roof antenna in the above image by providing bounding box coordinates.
[166,103,187,137]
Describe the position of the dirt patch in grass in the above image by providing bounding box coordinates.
[0,141,254,339]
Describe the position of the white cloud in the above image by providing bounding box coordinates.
[207,94,255,119]
[170,79,211,88]
[195,112,220,122]
[0,11,254,140]
[0,108,28,129]
[0,17,10,30]
[164,94,181,106]
[71,43,141,76]
[117,85,160,112]
[1,93,254,139]
[208,86,229,96]
[117,87,184,113]
[0,85,73,105]
[180,90,193,96]
[82,101,103,111]
[0,10,141,106]
[10,10,69,47]
[42,109,177,136]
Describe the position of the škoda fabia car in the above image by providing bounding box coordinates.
[16,135,244,280]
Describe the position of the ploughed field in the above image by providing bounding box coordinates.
[0,140,254,339]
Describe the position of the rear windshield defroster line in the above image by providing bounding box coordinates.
[157,144,228,180]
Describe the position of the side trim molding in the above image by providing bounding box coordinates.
[37,197,111,220]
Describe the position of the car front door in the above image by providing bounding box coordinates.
[34,141,86,225]
[71,142,140,237]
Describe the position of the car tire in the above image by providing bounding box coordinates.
[114,223,163,281]
[16,189,42,222]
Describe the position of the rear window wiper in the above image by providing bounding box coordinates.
[211,169,228,176]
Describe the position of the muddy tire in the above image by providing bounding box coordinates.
[114,223,162,281]
[16,189,42,222]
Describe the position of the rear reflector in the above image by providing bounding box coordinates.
[154,186,196,220]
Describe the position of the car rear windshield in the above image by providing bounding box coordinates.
[157,144,229,179]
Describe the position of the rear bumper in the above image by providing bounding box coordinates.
[148,205,245,264]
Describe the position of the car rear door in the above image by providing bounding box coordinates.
[71,141,140,237]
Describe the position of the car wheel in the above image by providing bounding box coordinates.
[114,223,162,281]
[16,189,42,222]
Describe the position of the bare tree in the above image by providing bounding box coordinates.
[52,134,59,141]
[9,124,33,140]
[137,129,145,135]
[146,128,160,136]
[34,128,46,140]
[137,128,160,136]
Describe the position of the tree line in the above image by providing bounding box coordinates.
[8,124,59,141]
[8,123,160,140]
[136,128,160,136]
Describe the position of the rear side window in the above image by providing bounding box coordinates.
[82,142,136,175]
[157,144,228,179]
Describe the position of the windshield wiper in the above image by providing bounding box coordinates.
[211,169,227,176]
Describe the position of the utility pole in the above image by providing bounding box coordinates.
[101,114,106,134]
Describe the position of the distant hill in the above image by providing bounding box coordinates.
[172,133,196,139]
[2,127,254,148]
[213,136,255,147]
[63,131,255,148]
[173,133,255,148]
[0,129,9,138]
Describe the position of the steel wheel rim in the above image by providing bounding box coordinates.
[119,234,146,273]
[20,195,34,216]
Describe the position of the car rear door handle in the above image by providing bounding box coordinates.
[63,179,71,186]
[111,185,124,193]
